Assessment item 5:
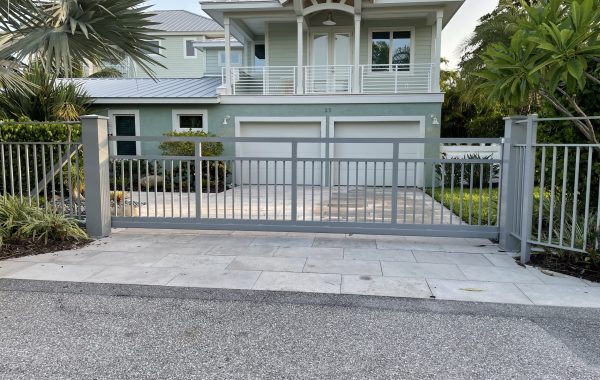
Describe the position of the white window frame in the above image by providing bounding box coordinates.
[218,50,242,66]
[367,27,415,72]
[171,109,208,133]
[183,38,198,59]
[147,39,162,57]
[108,109,141,155]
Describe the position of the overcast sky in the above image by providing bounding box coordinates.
[148,0,499,68]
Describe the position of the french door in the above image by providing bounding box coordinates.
[308,31,352,93]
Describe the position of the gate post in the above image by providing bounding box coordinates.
[499,115,537,262]
[499,116,526,252]
[81,115,111,237]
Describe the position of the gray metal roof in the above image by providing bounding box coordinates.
[70,78,222,103]
[149,10,222,33]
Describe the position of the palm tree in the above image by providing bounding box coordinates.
[0,0,165,79]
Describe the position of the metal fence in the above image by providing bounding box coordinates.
[106,135,503,238]
[0,140,85,220]
[2,115,598,263]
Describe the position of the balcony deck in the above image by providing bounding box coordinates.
[223,64,435,96]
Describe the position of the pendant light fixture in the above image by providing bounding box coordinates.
[322,12,336,26]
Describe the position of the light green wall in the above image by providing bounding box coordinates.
[133,35,205,78]
[266,19,433,66]
[93,102,441,158]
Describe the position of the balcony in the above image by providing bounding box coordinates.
[223,63,435,96]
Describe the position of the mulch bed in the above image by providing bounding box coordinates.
[528,251,600,283]
[0,240,90,261]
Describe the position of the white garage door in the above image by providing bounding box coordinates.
[333,121,423,186]
[237,121,323,185]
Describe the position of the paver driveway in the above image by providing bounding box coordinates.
[1,229,598,307]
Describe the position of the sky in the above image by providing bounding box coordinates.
[148,0,499,68]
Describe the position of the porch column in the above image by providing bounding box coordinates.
[432,10,443,93]
[353,14,361,94]
[224,16,232,94]
[296,16,304,94]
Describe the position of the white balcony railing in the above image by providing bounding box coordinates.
[304,65,352,94]
[224,63,435,95]
[227,66,297,95]
[360,63,434,94]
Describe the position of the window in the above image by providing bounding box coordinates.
[184,39,197,58]
[370,30,412,71]
[254,44,265,67]
[172,109,207,132]
[218,51,242,66]
[147,40,161,55]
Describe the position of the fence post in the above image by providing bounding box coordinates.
[195,142,202,219]
[519,114,538,263]
[81,115,111,237]
[499,116,527,252]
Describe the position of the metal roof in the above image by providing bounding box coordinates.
[70,78,222,104]
[149,10,223,33]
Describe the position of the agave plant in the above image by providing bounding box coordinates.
[0,0,164,78]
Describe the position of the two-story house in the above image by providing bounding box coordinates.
[77,0,464,179]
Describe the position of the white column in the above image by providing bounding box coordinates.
[296,16,304,94]
[433,10,443,93]
[224,16,232,94]
[353,14,361,94]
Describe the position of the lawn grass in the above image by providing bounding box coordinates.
[427,187,500,225]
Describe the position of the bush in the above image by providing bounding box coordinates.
[0,196,88,248]
[436,153,500,188]
[157,130,229,193]
[0,120,81,142]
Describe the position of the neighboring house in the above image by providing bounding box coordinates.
[85,10,244,78]
[78,0,465,185]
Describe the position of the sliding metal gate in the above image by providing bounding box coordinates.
[108,135,504,238]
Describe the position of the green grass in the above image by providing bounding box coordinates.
[427,187,500,225]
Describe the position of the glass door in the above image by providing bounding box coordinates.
[310,31,352,93]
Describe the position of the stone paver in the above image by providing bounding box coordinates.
[428,279,534,305]
[413,251,493,266]
[167,270,261,290]
[227,256,306,272]
[4,263,105,282]
[381,262,466,280]
[274,247,343,259]
[253,272,341,294]
[342,275,432,298]
[1,229,598,308]
[85,266,181,286]
[516,284,600,308]
[303,258,382,275]
[459,265,543,284]
[343,248,415,262]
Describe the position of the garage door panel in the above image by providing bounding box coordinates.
[333,121,424,187]
[237,121,323,185]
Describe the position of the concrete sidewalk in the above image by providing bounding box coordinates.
[1,229,598,308]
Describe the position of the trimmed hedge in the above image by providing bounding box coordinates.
[0,121,81,142]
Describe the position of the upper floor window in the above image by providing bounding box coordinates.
[147,40,161,55]
[218,51,242,66]
[370,30,412,71]
[184,39,197,58]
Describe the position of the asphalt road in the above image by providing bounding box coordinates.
[1,279,599,380]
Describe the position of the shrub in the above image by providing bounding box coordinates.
[436,153,499,188]
[158,130,223,157]
[0,195,88,248]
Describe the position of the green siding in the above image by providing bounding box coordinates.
[133,35,206,78]
[93,102,441,157]
[267,23,298,66]
[266,20,432,66]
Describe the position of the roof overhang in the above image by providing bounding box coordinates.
[91,97,220,105]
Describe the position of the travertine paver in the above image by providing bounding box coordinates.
[1,229,598,308]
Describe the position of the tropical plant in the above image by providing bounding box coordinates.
[477,0,600,145]
[0,63,91,121]
[0,0,165,78]
[0,195,88,248]
[89,68,124,78]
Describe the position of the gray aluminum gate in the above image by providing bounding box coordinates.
[107,135,504,239]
